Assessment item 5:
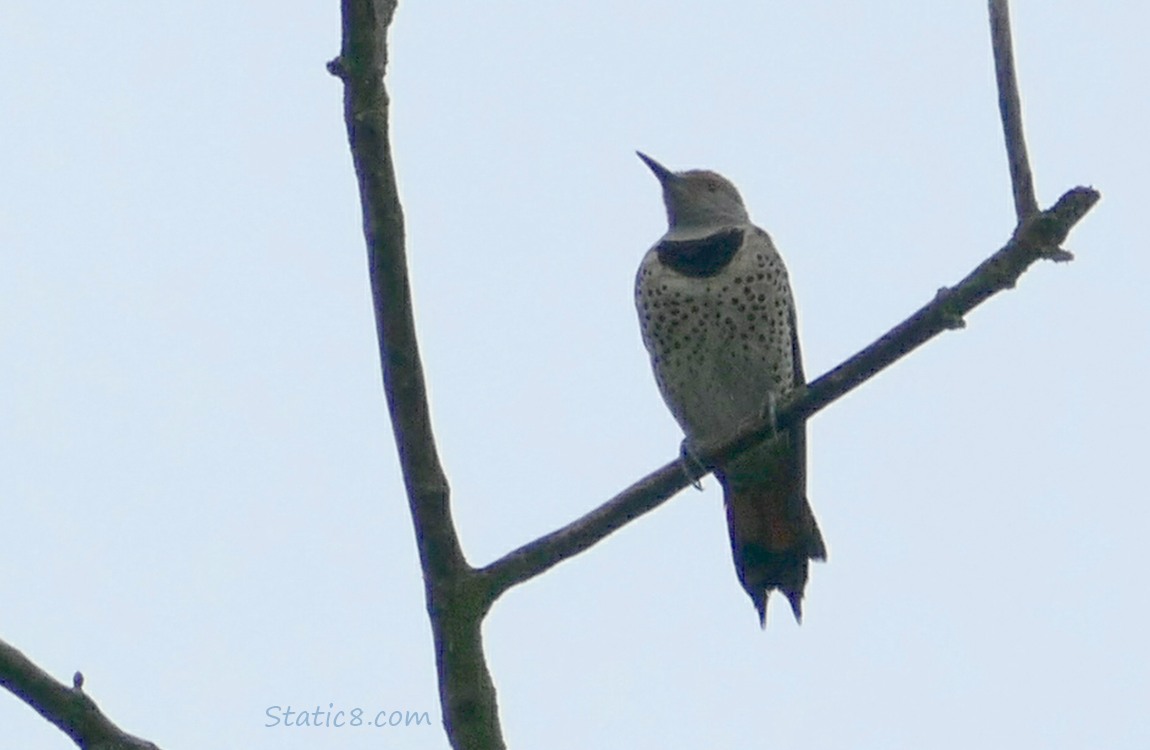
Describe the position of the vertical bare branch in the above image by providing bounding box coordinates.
[989,0,1040,221]
[331,0,460,578]
[330,2,505,747]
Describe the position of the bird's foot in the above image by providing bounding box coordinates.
[679,438,707,491]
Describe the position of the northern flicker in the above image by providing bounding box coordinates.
[634,152,826,624]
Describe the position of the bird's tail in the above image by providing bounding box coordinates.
[719,472,826,625]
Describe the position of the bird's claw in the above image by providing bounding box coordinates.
[679,439,707,491]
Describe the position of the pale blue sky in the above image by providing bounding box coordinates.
[2,2,1147,748]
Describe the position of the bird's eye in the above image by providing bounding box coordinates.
[707,182,718,192]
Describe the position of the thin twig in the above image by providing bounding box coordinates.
[0,638,159,749]
[479,186,1098,600]
[990,0,1040,221]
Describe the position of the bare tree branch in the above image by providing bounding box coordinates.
[0,638,159,750]
[329,0,461,580]
[478,186,1098,600]
[990,0,1040,221]
[328,0,1099,748]
[329,2,503,748]
[478,457,688,600]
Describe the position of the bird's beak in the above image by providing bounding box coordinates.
[636,151,676,185]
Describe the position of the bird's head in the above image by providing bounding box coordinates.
[637,151,749,240]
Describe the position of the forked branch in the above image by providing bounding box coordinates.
[330,1,503,748]
[478,0,1098,602]
[990,0,1040,221]
[329,2,1099,750]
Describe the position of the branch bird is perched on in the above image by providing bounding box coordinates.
[634,152,826,624]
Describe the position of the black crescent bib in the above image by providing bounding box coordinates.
[655,228,744,278]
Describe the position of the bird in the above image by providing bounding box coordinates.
[633,152,826,625]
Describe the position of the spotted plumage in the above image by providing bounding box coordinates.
[634,152,826,624]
